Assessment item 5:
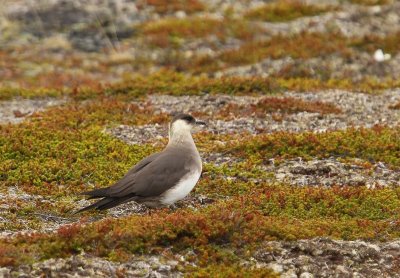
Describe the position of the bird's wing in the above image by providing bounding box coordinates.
[126,152,163,174]
[81,152,162,199]
[108,148,194,198]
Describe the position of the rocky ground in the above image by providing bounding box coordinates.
[266,157,400,188]
[0,98,64,124]
[1,89,400,276]
[1,0,400,277]
[3,238,399,277]
[256,238,400,278]
[1,253,183,278]
[1,0,400,86]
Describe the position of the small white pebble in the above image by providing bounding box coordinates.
[374,49,391,62]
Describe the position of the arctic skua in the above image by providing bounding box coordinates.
[77,113,206,212]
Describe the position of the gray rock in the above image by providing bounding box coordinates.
[0,98,65,124]
[9,254,182,277]
[255,238,400,277]
[265,157,400,188]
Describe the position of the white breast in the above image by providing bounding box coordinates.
[161,170,201,205]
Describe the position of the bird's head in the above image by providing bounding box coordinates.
[169,113,206,137]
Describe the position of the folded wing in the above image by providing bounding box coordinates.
[77,149,192,212]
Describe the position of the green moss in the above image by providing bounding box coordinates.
[349,0,391,5]
[217,97,342,119]
[0,99,163,197]
[137,0,205,15]
[141,17,224,48]
[0,87,62,100]
[1,72,400,101]
[185,262,278,278]
[256,186,400,220]
[140,17,257,48]
[103,72,282,97]
[350,32,400,55]
[221,126,400,167]
[245,1,334,22]
[100,74,400,99]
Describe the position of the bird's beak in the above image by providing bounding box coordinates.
[195,120,207,126]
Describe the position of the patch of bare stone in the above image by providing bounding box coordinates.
[265,157,400,188]
[255,238,400,278]
[0,98,65,124]
[0,186,73,238]
[1,254,182,278]
[106,194,215,218]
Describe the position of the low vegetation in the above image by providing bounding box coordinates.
[190,30,400,73]
[1,72,400,101]
[350,32,400,55]
[222,126,400,167]
[349,0,392,5]
[218,97,342,118]
[136,0,205,15]
[2,184,400,267]
[245,1,335,22]
[140,17,258,48]
[189,32,350,72]
[1,71,400,274]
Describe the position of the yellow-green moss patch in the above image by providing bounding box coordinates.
[218,96,342,118]
[137,0,206,15]
[140,17,257,48]
[350,32,400,55]
[245,1,335,22]
[349,0,392,5]
[219,126,400,167]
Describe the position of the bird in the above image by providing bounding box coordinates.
[76,113,206,213]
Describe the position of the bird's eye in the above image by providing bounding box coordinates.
[183,116,194,123]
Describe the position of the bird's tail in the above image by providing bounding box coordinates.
[75,195,134,214]
[80,187,110,199]
[75,197,111,214]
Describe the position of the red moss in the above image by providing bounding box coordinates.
[141,17,257,48]
[350,32,400,55]
[190,32,350,72]
[245,0,334,22]
[57,223,83,239]
[0,243,19,267]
